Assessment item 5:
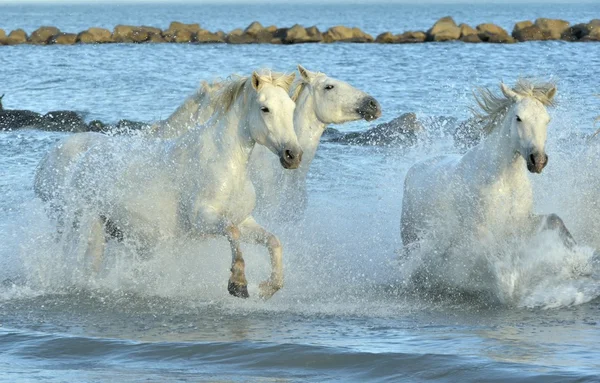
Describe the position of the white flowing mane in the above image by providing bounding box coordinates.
[290,71,325,101]
[211,70,296,116]
[472,79,557,135]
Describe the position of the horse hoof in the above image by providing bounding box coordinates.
[228,281,249,299]
[259,280,282,300]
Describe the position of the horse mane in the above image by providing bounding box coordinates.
[290,71,325,102]
[211,70,295,115]
[472,79,557,135]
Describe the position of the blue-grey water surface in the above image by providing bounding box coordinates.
[1,3,600,382]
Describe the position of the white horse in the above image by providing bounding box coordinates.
[37,71,301,299]
[401,80,576,251]
[149,65,382,219]
[249,65,381,219]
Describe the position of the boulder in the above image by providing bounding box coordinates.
[461,33,482,43]
[427,16,461,42]
[535,18,570,40]
[513,25,551,41]
[168,21,201,33]
[29,26,60,44]
[582,26,600,41]
[226,28,256,44]
[0,29,5,41]
[77,27,113,43]
[4,29,28,45]
[115,119,149,132]
[459,23,478,37]
[376,32,395,43]
[88,120,109,133]
[283,24,322,44]
[322,26,373,43]
[51,33,78,45]
[512,20,533,36]
[41,111,88,132]
[196,29,225,43]
[0,109,44,130]
[244,21,264,36]
[328,113,425,146]
[476,23,514,43]
[162,22,200,43]
[113,25,161,43]
[397,31,426,43]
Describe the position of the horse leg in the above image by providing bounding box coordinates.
[86,216,107,272]
[535,213,577,249]
[239,216,283,300]
[225,225,249,298]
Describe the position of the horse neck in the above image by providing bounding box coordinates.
[476,113,527,185]
[294,87,325,168]
[173,95,256,172]
[165,90,204,128]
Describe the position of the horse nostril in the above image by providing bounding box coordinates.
[529,153,536,165]
[369,100,377,109]
[285,149,294,161]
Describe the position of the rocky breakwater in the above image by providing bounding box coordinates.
[1,18,598,46]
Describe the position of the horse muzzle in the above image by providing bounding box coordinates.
[526,151,548,174]
[356,97,382,122]
[279,147,303,169]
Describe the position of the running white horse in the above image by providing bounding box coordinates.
[401,80,576,251]
[249,65,381,219]
[36,71,301,299]
[150,65,382,219]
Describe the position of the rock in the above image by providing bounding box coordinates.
[29,26,60,44]
[513,25,551,41]
[88,120,108,133]
[459,23,477,38]
[77,27,113,43]
[476,23,514,43]
[328,113,425,146]
[283,24,322,44]
[376,32,395,43]
[244,21,264,36]
[41,111,88,132]
[0,29,5,42]
[0,110,44,130]
[168,22,201,33]
[461,33,482,43]
[113,25,161,43]
[322,26,373,43]
[3,29,28,45]
[582,27,600,41]
[512,20,533,37]
[535,18,570,40]
[397,31,426,43]
[427,16,460,42]
[162,22,200,43]
[196,29,225,43]
[115,119,149,132]
[226,29,256,44]
[51,33,78,45]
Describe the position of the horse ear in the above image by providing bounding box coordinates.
[545,86,557,101]
[251,72,261,91]
[500,83,519,101]
[297,64,313,81]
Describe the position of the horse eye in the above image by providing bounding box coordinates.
[260,106,269,113]
[516,116,522,122]
[324,85,334,90]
